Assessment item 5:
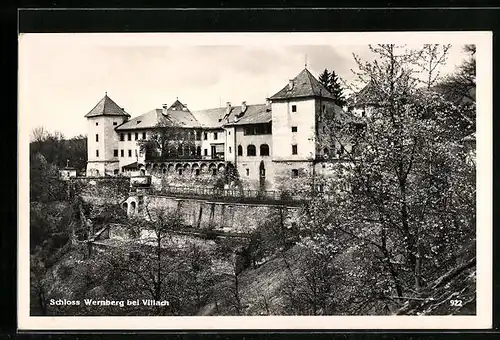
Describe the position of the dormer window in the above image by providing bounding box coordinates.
[137,120,141,124]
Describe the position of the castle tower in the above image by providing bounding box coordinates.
[85,93,130,176]
[268,67,342,189]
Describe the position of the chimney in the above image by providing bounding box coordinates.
[288,79,294,90]
[162,103,168,115]
[226,101,232,116]
[241,101,247,114]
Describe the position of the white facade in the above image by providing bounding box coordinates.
[86,115,128,176]
[84,68,354,190]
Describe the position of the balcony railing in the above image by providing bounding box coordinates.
[155,185,309,204]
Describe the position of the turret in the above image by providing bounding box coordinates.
[85,92,130,176]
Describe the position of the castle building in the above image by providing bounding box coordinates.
[85,67,351,191]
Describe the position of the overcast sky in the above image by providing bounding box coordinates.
[19,33,470,138]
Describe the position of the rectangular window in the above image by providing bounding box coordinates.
[95,134,99,142]
[127,133,131,141]
[113,122,117,126]
[291,169,299,178]
[142,132,146,139]
[95,122,99,126]
[246,169,249,176]
[292,144,298,155]
[96,150,99,157]
[229,146,232,153]
[135,132,138,140]
[120,133,124,141]
[204,132,208,140]
[204,149,208,156]
[135,149,138,157]
[113,149,118,157]
[214,132,218,140]
[244,123,272,135]
[291,126,297,132]
[120,150,124,157]
[128,149,132,157]
[291,105,297,112]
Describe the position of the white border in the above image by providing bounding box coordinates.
[18,31,492,330]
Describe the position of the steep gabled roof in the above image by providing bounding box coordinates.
[191,103,272,128]
[349,80,378,108]
[164,100,201,128]
[85,94,131,118]
[269,68,337,101]
[116,99,201,131]
[191,107,226,129]
[224,104,271,126]
[115,109,164,131]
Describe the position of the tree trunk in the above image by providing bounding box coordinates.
[414,239,423,291]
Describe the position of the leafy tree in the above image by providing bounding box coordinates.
[137,119,198,161]
[281,242,341,315]
[307,44,475,312]
[30,127,87,172]
[435,44,475,103]
[100,205,218,315]
[434,44,476,138]
[30,152,67,202]
[30,255,50,315]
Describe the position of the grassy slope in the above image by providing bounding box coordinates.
[201,242,477,316]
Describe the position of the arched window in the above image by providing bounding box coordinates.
[247,144,256,156]
[237,145,243,156]
[260,144,270,156]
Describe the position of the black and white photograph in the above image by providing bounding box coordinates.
[18,32,492,330]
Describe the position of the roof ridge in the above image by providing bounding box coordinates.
[85,94,130,118]
[269,68,336,101]
[303,68,318,94]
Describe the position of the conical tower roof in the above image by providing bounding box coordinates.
[84,93,131,118]
[269,68,337,101]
